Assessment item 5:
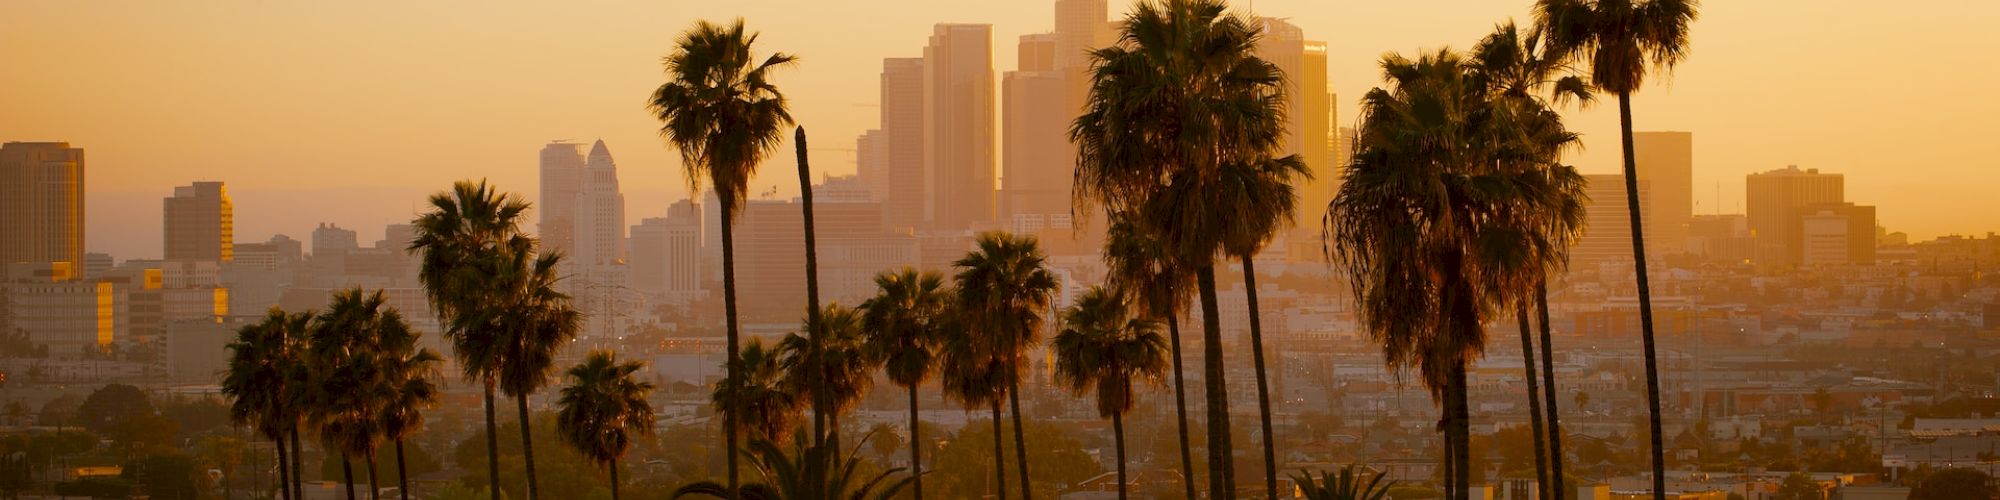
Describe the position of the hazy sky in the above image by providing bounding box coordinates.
[5,0,1996,260]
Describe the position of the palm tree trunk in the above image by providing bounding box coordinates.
[291,428,305,500]
[483,381,501,500]
[907,384,925,500]
[366,451,381,500]
[515,393,540,500]
[1240,256,1279,500]
[1442,427,1455,498]
[1617,91,1667,500]
[609,459,620,500]
[720,203,743,500]
[395,439,410,500]
[1112,410,1128,500]
[794,126,827,449]
[1165,315,1198,500]
[1452,362,1471,500]
[1195,264,1235,498]
[1538,284,1567,500]
[990,398,1007,500]
[275,435,292,500]
[342,454,356,500]
[829,411,843,461]
[1009,381,1033,500]
[1518,305,1550,500]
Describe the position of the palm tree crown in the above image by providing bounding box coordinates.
[648,18,797,217]
[556,350,656,496]
[1535,0,1698,95]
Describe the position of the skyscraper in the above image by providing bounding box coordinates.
[1634,131,1694,253]
[573,139,627,266]
[1053,0,1113,72]
[630,199,703,305]
[0,142,85,267]
[1574,174,1655,267]
[856,129,888,201]
[1256,18,1336,236]
[880,57,927,231]
[311,223,359,255]
[1746,165,1843,266]
[1002,33,1071,233]
[539,141,587,256]
[164,181,232,262]
[923,23,996,230]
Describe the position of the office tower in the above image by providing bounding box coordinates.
[735,194,912,322]
[1019,33,1058,73]
[573,139,627,266]
[1003,33,1072,234]
[0,142,85,268]
[1798,202,1875,266]
[1688,214,1752,263]
[1574,174,1655,266]
[630,199,704,305]
[1634,131,1694,253]
[923,24,997,230]
[312,223,359,255]
[164,182,233,262]
[1256,18,1336,235]
[539,141,587,256]
[1746,165,1843,266]
[881,58,928,231]
[1053,0,1113,72]
[856,129,889,201]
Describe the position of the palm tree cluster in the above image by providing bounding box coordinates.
[223,289,442,500]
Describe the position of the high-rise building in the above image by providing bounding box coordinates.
[1002,34,1071,234]
[881,58,928,231]
[1798,202,1875,266]
[1574,174,1655,267]
[164,182,233,262]
[573,140,627,266]
[1256,19,1336,236]
[1053,0,1113,72]
[856,129,889,201]
[735,191,914,322]
[539,141,587,256]
[1746,165,1843,266]
[0,142,85,268]
[630,199,704,305]
[1634,132,1694,253]
[312,223,359,255]
[923,24,997,230]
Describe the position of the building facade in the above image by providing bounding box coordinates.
[0,142,85,268]
[163,181,233,262]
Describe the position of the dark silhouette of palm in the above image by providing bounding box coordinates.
[556,350,656,500]
[1536,2,1698,497]
[1101,215,1198,499]
[649,19,797,496]
[478,242,582,500]
[672,434,914,500]
[952,232,1059,500]
[713,339,802,444]
[860,268,950,500]
[778,304,873,456]
[307,289,406,500]
[1052,286,1169,500]
[223,308,311,500]
[377,305,442,500]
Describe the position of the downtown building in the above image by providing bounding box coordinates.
[0,142,86,269]
[923,23,998,231]
[630,199,704,306]
[164,181,233,262]
[1746,165,1846,267]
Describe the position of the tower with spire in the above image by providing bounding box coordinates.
[573,139,627,266]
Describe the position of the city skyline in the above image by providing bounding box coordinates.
[7,1,1998,260]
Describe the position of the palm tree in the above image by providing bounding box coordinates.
[1072,1,1290,494]
[378,309,442,500]
[650,20,797,496]
[409,179,533,500]
[1220,155,1309,499]
[938,305,1010,500]
[487,244,582,500]
[223,309,310,500]
[1101,216,1198,499]
[778,304,873,456]
[1052,287,1169,500]
[1535,3,1698,497]
[1470,22,1593,500]
[1326,49,1583,500]
[791,126,830,448]
[307,289,404,500]
[714,339,803,444]
[953,232,1060,500]
[672,434,914,500]
[860,268,950,500]
[1294,465,1394,500]
[556,351,656,500]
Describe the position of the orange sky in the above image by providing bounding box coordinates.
[4,0,1996,259]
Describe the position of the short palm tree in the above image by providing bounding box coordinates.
[1536,3,1699,497]
[556,351,656,500]
[778,304,873,456]
[1326,49,1582,500]
[409,179,532,500]
[487,243,582,500]
[1294,465,1394,500]
[307,289,403,500]
[672,434,914,500]
[937,305,1011,500]
[223,308,311,500]
[1071,1,1290,494]
[953,232,1059,499]
[649,19,797,496]
[377,308,442,500]
[714,338,802,444]
[860,268,950,500]
[1052,287,1169,500]
[1101,215,1198,499]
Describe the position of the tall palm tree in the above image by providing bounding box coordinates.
[223,309,311,500]
[485,243,582,500]
[860,268,949,500]
[791,126,829,448]
[953,232,1060,500]
[714,338,804,445]
[650,20,797,496]
[1071,1,1290,494]
[1052,287,1169,500]
[409,179,532,500]
[1100,216,1197,499]
[1219,155,1309,499]
[377,309,442,500]
[1536,3,1698,497]
[937,307,1010,500]
[556,351,656,500]
[778,304,872,457]
[1326,49,1583,500]
[1470,22,1593,500]
[308,289,402,500]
